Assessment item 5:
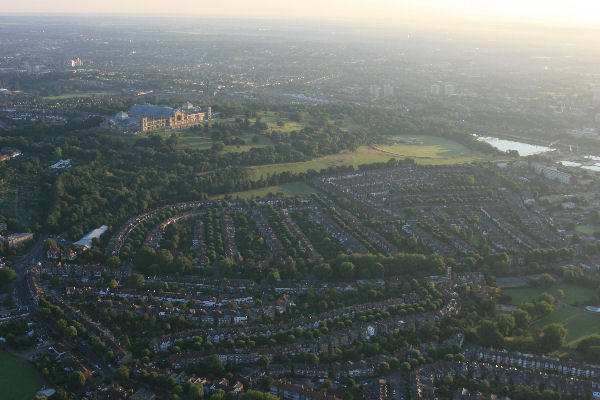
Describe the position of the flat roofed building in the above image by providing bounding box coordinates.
[4,232,34,249]
[74,225,109,250]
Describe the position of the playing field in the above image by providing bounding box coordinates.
[249,142,479,179]
[211,182,319,199]
[0,352,42,400]
[375,135,475,159]
[43,91,118,99]
[532,307,600,344]
[576,224,600,235]
[502,284,597,306]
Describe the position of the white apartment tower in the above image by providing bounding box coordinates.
[383,84,394,97]
[369,84,381,98]
[593,87,600,103]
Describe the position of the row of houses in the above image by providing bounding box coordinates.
[270,380,341,400]
[411,360,599,400]
[160,298,457,372]
[1,232,33,249]
[465,346,600,380]
[267,358,383,380]
[52,297,132,364]
[147,291,425,353]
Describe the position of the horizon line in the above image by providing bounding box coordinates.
[1,12,599,31]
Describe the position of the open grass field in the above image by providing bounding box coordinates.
[248,140,481,179]
[253,111,306,133]
[532,307,600,345]
[210,182,319,199]
[502,286,546,305]
[248,147,402,179]
[176,130,274,153]
[502,283,597,306]
[576,224,600,235]
[375,135,475,159]
[0,352,42,400]
[43,91,118,99]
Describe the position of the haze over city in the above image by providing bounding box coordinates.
[3,0,600,27]
[1,2,600,400]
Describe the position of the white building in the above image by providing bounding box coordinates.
[430,84,441,95]
[369,84,381,98]
[74,225,109,250]
[533,164,571,184]
[383,84,394,97]
[444,83,455,96]
[593,87,600,103]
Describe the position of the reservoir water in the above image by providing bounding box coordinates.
[476,136,555,156]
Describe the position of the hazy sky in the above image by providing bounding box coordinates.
[3,0,600,27]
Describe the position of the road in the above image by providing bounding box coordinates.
[12,233,47,311]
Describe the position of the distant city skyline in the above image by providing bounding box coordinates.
[2,0,600,28]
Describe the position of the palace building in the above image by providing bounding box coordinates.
[109,102,211,133]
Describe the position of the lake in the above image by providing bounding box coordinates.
[476,136,555,156]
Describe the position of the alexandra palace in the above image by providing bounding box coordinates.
[109,102,212,133]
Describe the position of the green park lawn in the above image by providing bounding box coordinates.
[532,307,600,345]
[253,111,306,133]
[502,286,546,305]
[375,135,475,159]
[248,140,479,179]
[0,352,42,400]
[502,283,597,306]
[176,130,273,152]
[211,182,319,199]
[43,91,118,99]
[576,225,600,235]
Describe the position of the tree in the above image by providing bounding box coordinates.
[212,142,225,152]
[65,325,78,339]
[218,258,235,277]
[477,320,504,347]
[134,246,158,272]
[209,390,225,400]
[0,267,17,283]
[259,375,274,391]
[126,273,145,289]
[339,262,355,279]
[378,361,390,375]
[203,354,224,375]
[114,365,130,384]
[106,256,122,269]
[540,324,567,352]
[158,249,174,270]
[70,370,86,390]
[266,268,281,284]
[313,263,332,280]
[400,362,411,373]
[241,390,279,400]
[258,355,270,370]
[43,238,57,251]
[534,273,556,289]
[188,383,204,400]
[495,314,515,336]
[171,257,192,274]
